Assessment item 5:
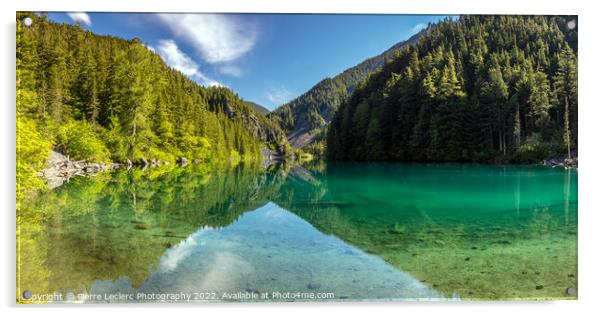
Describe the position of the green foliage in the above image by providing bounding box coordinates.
[300,129,327,159]
[511,137,551,164]
[17,162,286,297]
[302,140,326,159]
[527,71,553,130]
[16,14,52,202]
[57,120,110,162]
[16,114,53,202]
[327,16,577,163]
[16,12,289,197]
[192,137,212,161]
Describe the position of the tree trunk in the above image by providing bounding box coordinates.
[564,96,571,160]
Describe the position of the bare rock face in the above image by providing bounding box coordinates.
[223,103,235,118]
[261,147,285,168]
[47,150,68,166]
[40,151,119,189]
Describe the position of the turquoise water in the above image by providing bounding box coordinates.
[17,163,577,302]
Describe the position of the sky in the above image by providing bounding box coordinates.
[48,13,452,110]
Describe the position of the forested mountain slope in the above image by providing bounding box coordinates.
[327,16,577,163]
[16,13,288,198]
[269,30,425,148]
[245,101,271,116]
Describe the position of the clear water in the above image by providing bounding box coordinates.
[17,163,577,302]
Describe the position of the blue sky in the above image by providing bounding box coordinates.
[48,13,452,110]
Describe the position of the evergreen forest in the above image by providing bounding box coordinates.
[16,13,287,199]
[327,16,577,163]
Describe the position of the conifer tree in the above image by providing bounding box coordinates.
[327,15,578,163]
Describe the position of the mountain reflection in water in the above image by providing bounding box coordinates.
[17,162,577,301]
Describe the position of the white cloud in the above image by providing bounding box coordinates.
[265,87,293,106]
[144,44,155,53]
[412,23,426,33]
[67,12,92,27]
[156,39,221,87]
[219,65,243,77]
[157,14,258,64]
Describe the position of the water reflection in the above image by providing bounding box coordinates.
[274,163,578,299]
[17,163,286,301]
[84,203,441,302]
[17,162,577,302]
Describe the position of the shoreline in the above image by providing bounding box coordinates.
[37,151,120,189]
[39,148,288,190]
[38,150,576,191]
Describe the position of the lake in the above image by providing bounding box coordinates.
[17,163,577,302]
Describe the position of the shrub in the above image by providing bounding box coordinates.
[148,147,176,164]
[16,115,53,202]
[191,137,212,162]
[229,149,241,165]
[511,138,550,164]
[57,120,110,162]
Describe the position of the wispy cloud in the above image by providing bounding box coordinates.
[265,87,293,106]
[412,23,426,33]
[155,39,221,87]
[157,14,259,64]
[218,65,243,77]
[67,12,92,27]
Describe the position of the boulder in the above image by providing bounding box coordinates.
[40,150,123,189]
[140,157,149,167]
[177,157,189,166]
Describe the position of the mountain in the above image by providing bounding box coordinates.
[327,16,578,163]
[16,12,289,198]
[269,29,425,148]
[245,101,270,116]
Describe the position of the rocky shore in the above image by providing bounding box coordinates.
[38,151,195,189]
[37,151,121,189]
[39,149,287,189]
[542,156,578,169]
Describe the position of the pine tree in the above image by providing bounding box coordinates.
[328,15,577,163]
[527,70,552,132]
[16,13,287,198]
[553,44,578,158]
